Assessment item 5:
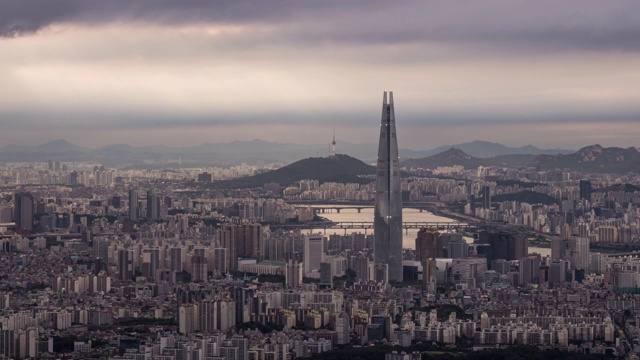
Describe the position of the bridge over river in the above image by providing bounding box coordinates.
[269,221,473,234]
[290,202,441,214]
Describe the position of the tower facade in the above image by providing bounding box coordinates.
[374,91,403,282]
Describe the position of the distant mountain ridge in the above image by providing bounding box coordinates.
[0,138,574,167]
[403,148,537,169]
[404,145,640,174]
[530,145,640,174]
[408,140,572,158]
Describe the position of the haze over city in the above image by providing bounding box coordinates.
[1,1,640,149]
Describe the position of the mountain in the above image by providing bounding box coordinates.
[530,145,640,174]
[1,139,86,154]
[403,145,640,174]
[482,154,537,168]
[0,138,572,166]
[0,139,88,162]
[35,139,87,153]
[403,148,536,169]
[403,148,483,169]
[410,140,572,158]
[0,139,376,165]
[212,154,375,188]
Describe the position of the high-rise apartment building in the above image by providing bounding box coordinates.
[335,311,350,345]
[169,247,183,272]
[117,249,134,281]
[569,236,590,270]
[519,255,540,286]
[191,255,207,282]
[141,248,160,280]
[213,248,228,274]
[353,253,370,282]
[237,223,263,260]
[285,260,302,288]
[374,91,403,282]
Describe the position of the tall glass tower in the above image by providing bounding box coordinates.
[374,91,403,282]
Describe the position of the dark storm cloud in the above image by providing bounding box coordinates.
[0,1,79,37]
[0,0,334,36]
[3,0,640,53]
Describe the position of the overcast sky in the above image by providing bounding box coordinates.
[1,0,639,150]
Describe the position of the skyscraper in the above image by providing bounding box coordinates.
[374,91,403,282]
[14,192,34,232]
[146,190,160,220]
[478,230,528,264]
[415,228,443,262]
[303,233,324,275]
[481,185,492,209]
[128,188,138,221]
[579,179,592,201]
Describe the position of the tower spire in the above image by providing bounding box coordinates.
[331,129,336,157]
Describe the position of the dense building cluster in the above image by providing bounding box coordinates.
[0,142,639,359]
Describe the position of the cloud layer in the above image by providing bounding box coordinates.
[1,1,639,149]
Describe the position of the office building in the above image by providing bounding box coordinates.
[579,179,592,201]
[478,230,528,264]
[304,233,324,275]
[146,190,161,221]
[549,260,567,286]
[415,228,443,261]
[320,262,333,288]
[128,188,139,221]
[481,185,491,209]
[14,192,34,232]
[353,253,370,282]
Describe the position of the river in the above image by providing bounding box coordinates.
[306,206,551,257]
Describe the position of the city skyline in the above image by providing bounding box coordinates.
[1,1,639,150]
